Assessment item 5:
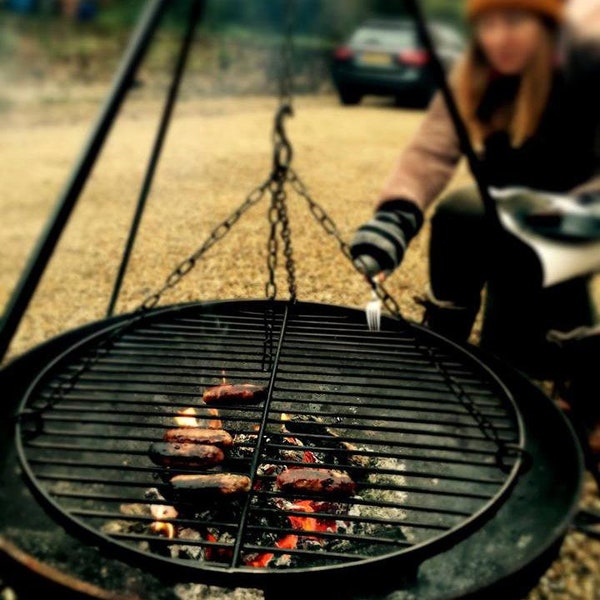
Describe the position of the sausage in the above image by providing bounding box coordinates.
[202,383,267,406]
[170,473,252,496]
[163,428,233,448]
[149,442,224,469]
[275,468,356,496]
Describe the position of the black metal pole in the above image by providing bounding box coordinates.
[106,0,206,317]
[404,0,504,234]
[0,0,170,364]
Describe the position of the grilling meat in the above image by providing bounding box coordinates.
[275,468,356,496]
[163,428,233,448]
[170,473,252,496]
[202,383,267,406]
[149,442,224,469]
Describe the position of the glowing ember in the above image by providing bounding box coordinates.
[207,408,223,430]
[302,450,317,463]
[204,532,234,562]
[245,535,299,568]
[285,500,337,539]
[174,406,222,429]
[289,501,322,533]
[150,522,176,539]
[174,407,200,428]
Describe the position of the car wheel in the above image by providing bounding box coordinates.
[338,88,362,106]
[395,90,434,110]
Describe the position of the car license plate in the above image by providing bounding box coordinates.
[359,52,392,66]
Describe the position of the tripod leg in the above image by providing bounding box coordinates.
[0,0,170,364]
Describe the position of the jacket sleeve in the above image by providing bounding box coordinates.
[377,92,463,212]
[570,47,600,195]
[565,22,600,195]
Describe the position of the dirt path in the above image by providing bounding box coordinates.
[0,91,475,360]
[0,91,598,599]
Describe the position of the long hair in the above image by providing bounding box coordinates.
[452,22,559,150]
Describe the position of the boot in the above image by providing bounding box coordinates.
[549,325,600,457]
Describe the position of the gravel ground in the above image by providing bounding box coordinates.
[0,88,599,600]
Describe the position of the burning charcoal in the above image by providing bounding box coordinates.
[204,530,235,563]
[145,487,179,520]
[148,442,224,469]
[232,433,259,458]
[257,463,280,477]
[276,468,356,497]
[168,527,204,560]
[202,383,267,406]
[169,473,252,498]
[163,428,233,448]
[280,449,307,463]
[281,414,371,471]
[280,414,324,436]
[338,441,371,470]
[150,521,177,539]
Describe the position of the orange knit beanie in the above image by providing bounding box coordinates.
[466,0,566,23]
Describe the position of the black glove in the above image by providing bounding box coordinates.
[350,199,424,279]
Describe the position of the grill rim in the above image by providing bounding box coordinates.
[14,299,527,591]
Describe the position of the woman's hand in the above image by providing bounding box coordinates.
[350,198,424,281]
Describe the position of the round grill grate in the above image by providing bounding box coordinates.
[15,300,525,590]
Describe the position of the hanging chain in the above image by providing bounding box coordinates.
[17,0,407,422]
[17,179,272,428]
[279,0,295,108]
[420,340,527,472]
[264,0,297,303]
[286,167,526,470]
[287,168,404,319]
[141,180,270,311]
[262,1,297,370]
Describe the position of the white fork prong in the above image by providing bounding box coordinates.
[366,288,382,332]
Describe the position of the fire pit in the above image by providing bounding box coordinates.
[0,300,584,600]
[0,2,587,597]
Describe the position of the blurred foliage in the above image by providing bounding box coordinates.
[0,0,468,93]
[0,0,468,39]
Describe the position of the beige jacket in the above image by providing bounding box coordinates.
[378,93,462,213]
[378,88,600,212]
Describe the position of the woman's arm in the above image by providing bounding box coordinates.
[568,47,600,195]
[378,91,463,212]
[350,92,463,278]
[566,2,600,195]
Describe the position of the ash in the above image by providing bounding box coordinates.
[174,585,264,600]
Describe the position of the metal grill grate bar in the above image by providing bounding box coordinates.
[16,301,525,582]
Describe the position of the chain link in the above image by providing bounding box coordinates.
[265,104,297,301]
[279,0,295,107]
[284,166,522,467]
[414,339,526,472]
[287,168,403,319]
[17,0,404,419]
[141,180,270,311]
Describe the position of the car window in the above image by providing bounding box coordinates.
[350,26,417,48]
